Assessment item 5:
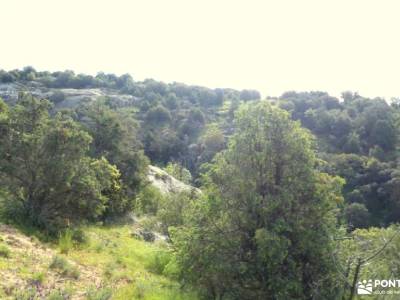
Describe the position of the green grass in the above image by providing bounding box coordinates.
[67,225,198,300]
[30,271,45,285]
[0,243,10,258]
[86,286,112,300]
[13,287,37,300]
[58,229,73,254]
[49,255,80,279]
[0,223,198,299]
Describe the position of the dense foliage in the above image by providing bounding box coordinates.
[274,91,400,228]
[172,103,344,299]
[0,94,147,233]
[1,67,400,299]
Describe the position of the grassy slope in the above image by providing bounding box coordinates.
[0,223,198,300]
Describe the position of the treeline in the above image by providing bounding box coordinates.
[2,68,400,299]
[0,94,148,234]
[2,68,400,231]
[275,91,400,228]
[137,102,395,299]
[0,66,260,103]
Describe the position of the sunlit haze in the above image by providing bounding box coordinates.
[1,0,400,99]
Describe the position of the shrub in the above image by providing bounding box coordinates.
[71,228,89,244]
[344,203,371,230]
[48,91,66,104]
[58,229,73,254]
[47,289,72,300]
[133,279,150,299]
[135,186,164,215]
[157,191,194,235]
[47,292,64,300]
[50,255,80,279]
[50,255,67,268]
[30,272,45,285]
[86,286,112,300]
[14,287,38,300]
[0,96,123,234]
[103,262,116,279]
[164,162,192,184]
[0,243,10,258]
[146,249,172,275]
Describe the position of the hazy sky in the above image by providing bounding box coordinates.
[1,0,400,99]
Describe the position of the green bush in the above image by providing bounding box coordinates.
[164,162,192,184]
[50,255,68,269]
[47,291,64,300]
[135,185,164,215]
[48,91,66,104]
[47,288,72,300]
[31,272,45,285]
[146,249,172,275]
[14,287,38,300]
[133,279,150,299]
[58,229,73,254]
[71,228,89,244]
[0,243,10,258]
[85,286,112,300]
[49,255,80,279]
[157,191,194,235]
[0,96,124,235]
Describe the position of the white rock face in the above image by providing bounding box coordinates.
[0,83,137,108]
[147,165,201,195]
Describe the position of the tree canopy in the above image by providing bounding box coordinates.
[172,102,344,299]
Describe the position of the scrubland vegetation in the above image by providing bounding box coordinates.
[1,67,400,299]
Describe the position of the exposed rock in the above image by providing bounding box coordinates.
[147,165,201,195]
[0,83,137,108]
[131,229,155,242]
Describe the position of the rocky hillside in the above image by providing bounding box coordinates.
[0,224,102,299]
[0,223,197,300]
[0,82,136,108]
[147,165,201,195]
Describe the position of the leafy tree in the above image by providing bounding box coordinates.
[186,125,226,176]
[144,128,185,164]
[323,154,400,227]
[343,132,361,153]
[337,225,400,299]
[48,91,66,104]
[178,108,205,139]
[172,102,343,299]
[135,185,164,215]
[165,162,192,184]
[165,93,179,110]
[145,105,171,126]
[157,191,197,235]
[344,203,370,230]
[385,169,400,224]
[370,120,397,151]
[77,101,149,215]
[0,95,120,233]
[0,70,15,83]
[240,89,261,101]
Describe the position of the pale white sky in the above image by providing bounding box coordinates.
[1,0,400,99]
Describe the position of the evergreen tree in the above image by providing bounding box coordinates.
[172,102,343,299]
[0,95,121,232]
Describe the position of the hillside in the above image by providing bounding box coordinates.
[0,165,199,300]
[147,165,201,195]
[0,83,136,109]
[2,68,400,299]
[1,69,400,228]
[0,223,197,300]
